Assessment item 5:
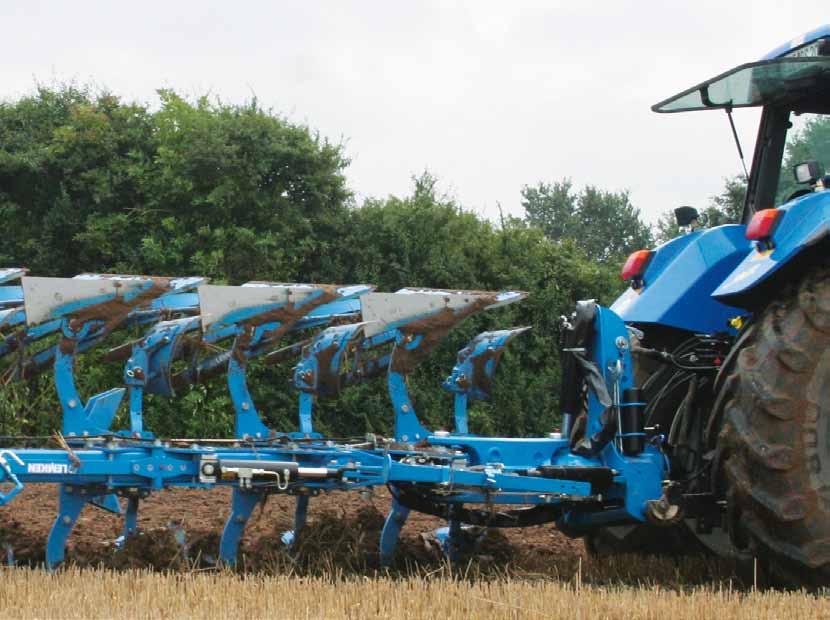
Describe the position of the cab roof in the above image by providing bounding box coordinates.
[653,26,830,114]
[762,25,830,60]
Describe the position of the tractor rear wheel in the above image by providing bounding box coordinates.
[584,521,705,557]
[713,266,830,585]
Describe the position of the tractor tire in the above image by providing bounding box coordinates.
[713,266,830,585]
[584,521,706,558]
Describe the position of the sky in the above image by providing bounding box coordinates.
[1,1,827,223]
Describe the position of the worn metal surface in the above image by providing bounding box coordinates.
[198,284,319,330]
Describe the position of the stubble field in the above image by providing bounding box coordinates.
[0,485,825,619]
[1,568,827,620]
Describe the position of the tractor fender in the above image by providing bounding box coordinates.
[713,192,830,305]
[611,225,750,334]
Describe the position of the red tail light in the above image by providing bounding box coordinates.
[746,208,783,241]
[621,250,653,281]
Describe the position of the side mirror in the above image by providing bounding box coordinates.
[794,160,824,185]
[674,206,699,228]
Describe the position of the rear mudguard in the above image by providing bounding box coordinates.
[611,225,750,334]
[713,191,830,305]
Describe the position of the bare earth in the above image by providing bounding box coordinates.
[0,484,583,571]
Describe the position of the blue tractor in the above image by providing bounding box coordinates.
[578,26,830,582]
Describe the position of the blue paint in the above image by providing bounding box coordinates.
[46,485,86,570]
[228,355,273,440]
[89,493,122,515]
[611,225,750,333]
[442,328,530,433]
[380,496,410,566]
[0,286,23,306]
[714,192,830,303]
[219,489,260,566]
[388,370,429,442]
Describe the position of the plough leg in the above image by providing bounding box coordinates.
[298,393,314,435]
[227,358,272,440]
[446,507,463,563]
[453,393,468,435]
[380,496,409,567]
[219,488,260,566]
[294,495,309,537]
[282,494,311,546]
[123,496,139,539]
[46,485,86,569]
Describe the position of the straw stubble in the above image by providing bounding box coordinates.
[0,567,825,620]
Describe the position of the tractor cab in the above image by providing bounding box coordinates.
[614,26,830,323]
[653,25,830,222]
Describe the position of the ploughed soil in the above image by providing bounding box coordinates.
[0,484,584,574]
[0,485,747,586]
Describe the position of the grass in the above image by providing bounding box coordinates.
[0,566,826,620]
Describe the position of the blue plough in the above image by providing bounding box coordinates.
[0,271,668,569]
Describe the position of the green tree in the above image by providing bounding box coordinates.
[0,88,624,440]
[777,115,830,203]
[0,87,350,283]
[521,179,575,242]
[655,175,746,243]
[522,179,652,263]
[320,174,621,437]
[0,85,352,437]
